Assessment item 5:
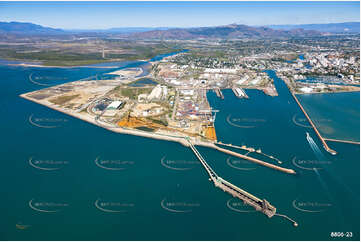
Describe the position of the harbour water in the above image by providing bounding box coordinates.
[297,92,360,142]
[0,60,359,240]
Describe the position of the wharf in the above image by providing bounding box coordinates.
[213,145,296,174]
[232,87,249,98]
[214,88,224,99]
[323,138,360,145]
[187,139,277,218]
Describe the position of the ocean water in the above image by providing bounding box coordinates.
[297,92,360,142]
[0,62,359,241]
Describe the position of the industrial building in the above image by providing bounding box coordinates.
[107,100,123,110]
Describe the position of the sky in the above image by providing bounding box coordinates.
[0,1,359,29]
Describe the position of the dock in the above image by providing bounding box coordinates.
[215,141,283,164]
[323,138,360,145]
[213,145,296,174]
[291,92,337,155]
[216,141,255,152]
[196,141,295,174]
[187,139,277,218]
[232,87,249,98]
[214,88,224,99]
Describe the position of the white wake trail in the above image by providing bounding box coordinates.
[306,132,326,161]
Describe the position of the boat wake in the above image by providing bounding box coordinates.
[305,133,354,198]
[313,168,332,198]
[306,132,326,161]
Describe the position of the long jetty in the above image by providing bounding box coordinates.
[195,141,296,174]
[290,92,337,155]
[216,141,283,164]
[187,139,277,218]
[323,138,360,145]
[213,145,296,174]
[216,141,255,152]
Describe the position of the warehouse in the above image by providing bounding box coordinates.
[107,100,123,110]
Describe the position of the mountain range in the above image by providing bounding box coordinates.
[128,24,322,39]
[0,21,359,38]
[0,21,64,35]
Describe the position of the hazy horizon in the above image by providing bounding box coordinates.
[0,1,359,30]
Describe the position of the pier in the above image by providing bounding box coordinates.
[196,141,295,174]
[216,141,283,164]
[291,92,337,155]
[216,141,255,152]
[213,145,296,174]
[323,138,360,145]
[214,87,224,99]
[187,139,277,218]
[232,87,249,98]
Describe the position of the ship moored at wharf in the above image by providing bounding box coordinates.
[232,87,249,98]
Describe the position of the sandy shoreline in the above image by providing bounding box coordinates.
[20,93,190,146]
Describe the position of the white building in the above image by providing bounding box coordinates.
[147,85,168,101]
[148,85,163,100]
[251,76,262,85]
[107,101,123,110]
[180,89,194,96]
[300,87,313,93]
[237,75,249,85]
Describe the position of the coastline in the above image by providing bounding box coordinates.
[20,93,190,147]
[20,91,296,174]
[8,63,121,69]
[3,50,185,69]
[18,52,297,175]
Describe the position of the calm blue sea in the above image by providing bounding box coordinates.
[297,92,360,142]
[0,60,359,240]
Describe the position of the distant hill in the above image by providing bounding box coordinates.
[268,22,360,33]
[0,21,64,35]
[66,27,172,34]
[129,24,323,39]
[106,27,172,33]
[0,21,331,38]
